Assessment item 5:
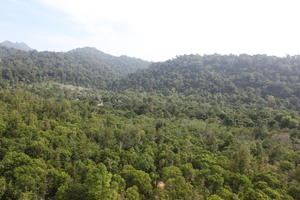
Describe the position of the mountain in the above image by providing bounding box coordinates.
[115,54,300,104]
[0,46,150,88]
[0,40,33,51]
[67,47,150,75]
[0,49,300,199]
[2,46,300,109]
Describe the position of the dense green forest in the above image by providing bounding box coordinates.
[116,54,300,103]
[0,46,300,200]
[0,46,149,88]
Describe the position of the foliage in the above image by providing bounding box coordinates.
[0,49,299,199]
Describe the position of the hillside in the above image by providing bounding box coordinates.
[114,54,300,109]
[0,46,150,88]
[0,49,300,200]
[117,54,300,95]
[0,40,33,51]
[67,47,150,76]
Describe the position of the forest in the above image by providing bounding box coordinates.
[0,46,300,200]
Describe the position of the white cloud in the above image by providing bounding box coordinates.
[38,0,300,61]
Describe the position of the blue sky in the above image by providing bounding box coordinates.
[1,0,87,51]
[1,0,300,61]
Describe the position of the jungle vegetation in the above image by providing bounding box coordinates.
[0,46,299,199]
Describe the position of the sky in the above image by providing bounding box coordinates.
[1,0,300,61]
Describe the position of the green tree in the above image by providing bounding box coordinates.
[121,165,152,197]
[85,163,118,200]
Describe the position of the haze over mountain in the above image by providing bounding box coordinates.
[67,47,150,75]
[0,40,33,51]
[116,54,300,96]
[0,45,150,88]
[1,44,300,110]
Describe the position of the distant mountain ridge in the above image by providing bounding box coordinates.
[114,54,300,108]
[67,47,150,75]
[0,40,33,51]
[0,45,150,88]
[2,41,300,110]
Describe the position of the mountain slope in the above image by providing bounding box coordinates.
[2,46,300,109]
[115,54,300,99]
[0,46,150,88]
[67,47,150,75]
[0,50,300,199]
[0,40,33,51]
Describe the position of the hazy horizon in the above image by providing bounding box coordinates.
[2,0,300,61]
